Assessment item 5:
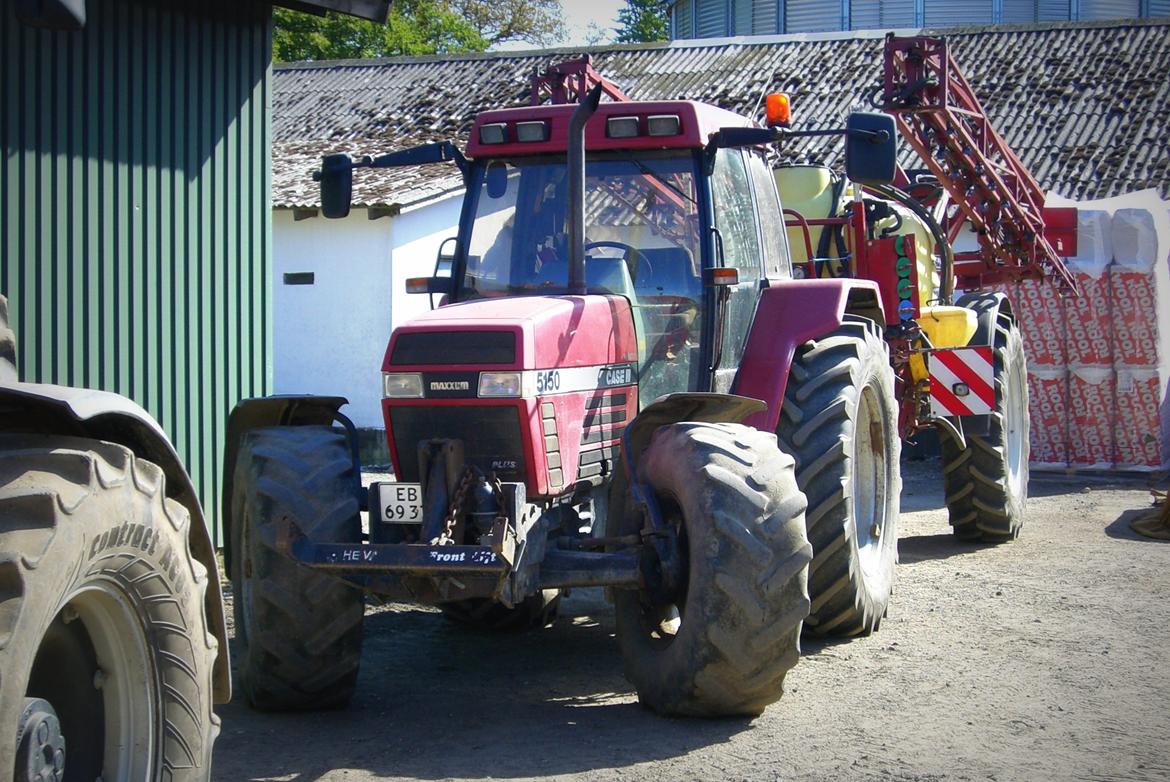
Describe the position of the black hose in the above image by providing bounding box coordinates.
[813,171,850,278]
[870,183,955,301]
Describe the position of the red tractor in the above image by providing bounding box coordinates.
[223,36,1074,717]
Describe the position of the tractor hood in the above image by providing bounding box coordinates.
[381,295,639,372]
[379,294,642,496]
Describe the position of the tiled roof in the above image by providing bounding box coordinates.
[272,19,1170,209]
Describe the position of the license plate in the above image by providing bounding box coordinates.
[372,482,423,524]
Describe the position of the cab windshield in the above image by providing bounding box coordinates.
[459,151,704,398]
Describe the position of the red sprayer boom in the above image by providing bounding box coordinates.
[530,55,628,105]
[880,35,1079,293]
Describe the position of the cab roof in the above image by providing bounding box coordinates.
[466,100,753,158]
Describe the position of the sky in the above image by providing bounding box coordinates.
[494,0,628,50]
[561,0,626,45]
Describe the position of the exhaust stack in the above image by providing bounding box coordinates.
[567,85,604,295]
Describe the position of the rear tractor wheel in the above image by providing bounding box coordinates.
[776,315,901,637]
[941,304,1029,542]
[0,435,218,781]
[614,422,812,717]
[0,295,16,383]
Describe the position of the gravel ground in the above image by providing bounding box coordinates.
[212,460,1170,782]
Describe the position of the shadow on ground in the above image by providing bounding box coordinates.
[897,532,987,564]
[1105,507,1170,543]
[213,593,752,781]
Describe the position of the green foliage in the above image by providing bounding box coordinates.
[273,0,571,61]
[614,0,669,43]
[452,0,566,47]
[272,1,487,62]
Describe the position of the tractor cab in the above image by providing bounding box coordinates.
[444,99,793,406]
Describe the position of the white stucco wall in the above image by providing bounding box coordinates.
[272,194,463,428]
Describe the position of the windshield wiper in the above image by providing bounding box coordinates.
[631,160,696,204]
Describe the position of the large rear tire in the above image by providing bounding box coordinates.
[440,590,560,632]
[615,422,812,717]
[941,306,1029,542]
[775,316,901,637]
[230,425,365,711]
[0,434,218,780]
[0,295,17,383]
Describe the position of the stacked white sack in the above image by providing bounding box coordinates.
[1109,204,1169,469]
[1068,365,1116,469]
[1027,366,1068,469]
[1064,209,1114,367]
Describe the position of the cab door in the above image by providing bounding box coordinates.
[707,147,765,393]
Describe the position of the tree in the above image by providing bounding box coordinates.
[614,0,669,43]
[272,1,487,62]
[450,0,566,48]
[583,21,611,47]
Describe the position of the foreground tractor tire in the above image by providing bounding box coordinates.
[615,422,812,717]
[941,306,1030,542]
[776,316,901,637]
[0,435,218,781]
[231,426,365,711]
[441,590,561,632]
[0,295,17,383]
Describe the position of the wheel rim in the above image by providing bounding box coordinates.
[1004,356,1027,499]
[852,384,889,578]
[24,584,158,781]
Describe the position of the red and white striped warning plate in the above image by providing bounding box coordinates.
[929,346,996,418]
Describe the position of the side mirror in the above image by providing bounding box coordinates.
[844,112,897,187]
[315,154,354,219]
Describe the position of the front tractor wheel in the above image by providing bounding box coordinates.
[614,422,812,717]
[230,426,366,711]
[941,308,1030,542]
[776,316,902,637]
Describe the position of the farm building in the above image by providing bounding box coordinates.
[0,0,389,542]
[666,0,1170,38]
[270,18,1170,469]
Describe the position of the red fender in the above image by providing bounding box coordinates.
[732,278,886,432]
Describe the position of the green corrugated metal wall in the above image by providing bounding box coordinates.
[0,0,273,544]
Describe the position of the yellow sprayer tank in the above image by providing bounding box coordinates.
[775,165,939,308]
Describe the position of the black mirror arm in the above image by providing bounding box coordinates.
[705,125,891,153]
[369,141,471,183]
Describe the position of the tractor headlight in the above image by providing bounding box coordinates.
[382,372,424,398]
[478,371,522,398]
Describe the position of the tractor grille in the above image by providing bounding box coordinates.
[390,331,515,365]
[577,392,627,479]
[579,392,627,446]
[389,405,525,482]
